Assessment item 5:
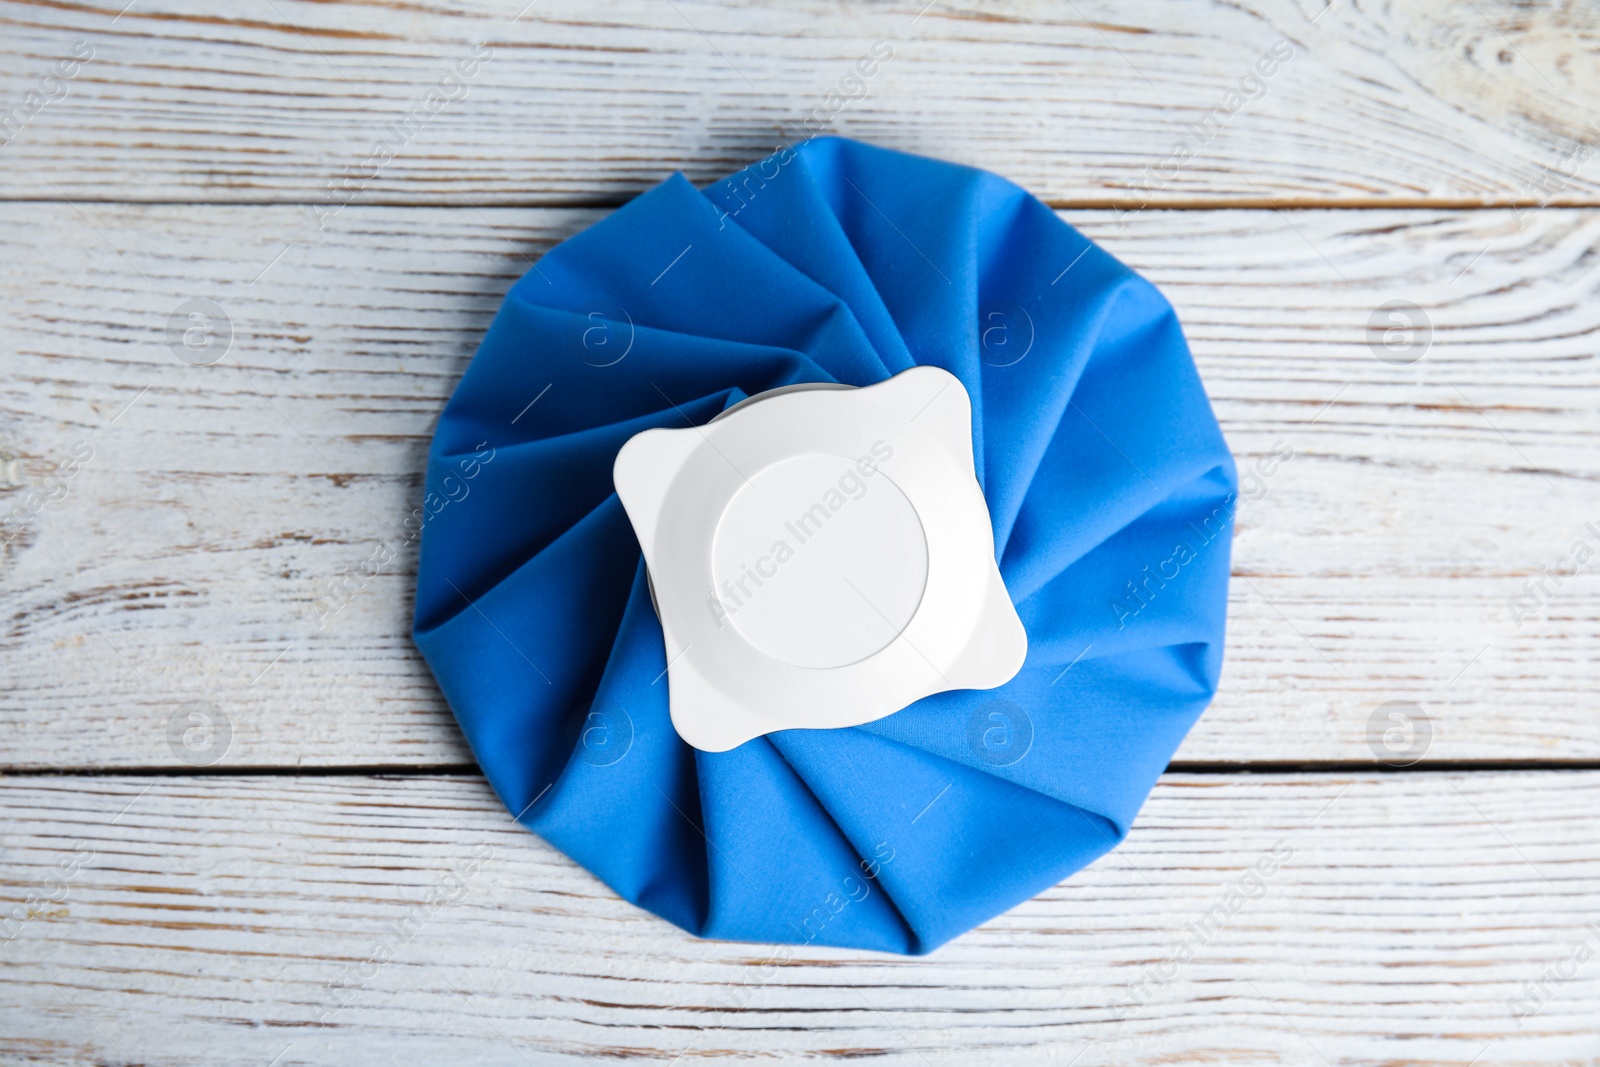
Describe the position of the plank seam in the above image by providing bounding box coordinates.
[0,196,1593,211]
[4,760,1599,778]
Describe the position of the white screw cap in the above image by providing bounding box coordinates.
[614,366,1027,752]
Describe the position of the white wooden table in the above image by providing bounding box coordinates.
[3,1,1598,1062]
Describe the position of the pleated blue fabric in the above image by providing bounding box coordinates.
[414,137,1236,954]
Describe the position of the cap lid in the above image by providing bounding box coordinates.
[614,366,1026,752]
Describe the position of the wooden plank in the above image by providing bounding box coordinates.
[2,0,1599,206]
[1,771,1595,1064]
[2,202,1597,769]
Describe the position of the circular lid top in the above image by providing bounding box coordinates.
[711,451,929,669]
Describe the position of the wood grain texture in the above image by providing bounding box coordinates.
[4,2,1596,1061]
[2,202,1598,769]
[2,0,1599,207]
[1,772,1596,1065]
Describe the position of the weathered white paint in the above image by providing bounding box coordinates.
[1,772,1594,1065]
[0,0,1597,206]
[4,5,1597,1060]
[1,204,1595,768]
